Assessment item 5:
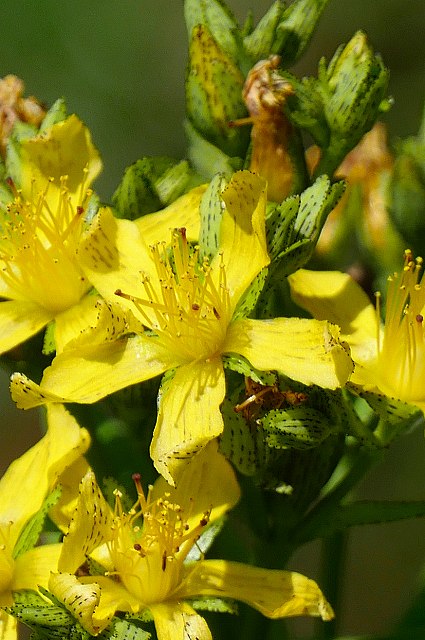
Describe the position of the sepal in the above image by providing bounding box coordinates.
[12,486,62,560]
[39,98,68,133]
[112,157,199,219]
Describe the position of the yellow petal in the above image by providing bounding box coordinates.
[78,206,155,306]
[49,572,105,636]
[0,299,53,355]
[0,612,17,640]
[150,602,212,640]
[135,184,206,244]
[58,469,114,574]
[12,544,61,591]
[19,114,102,209]
[150,358,226,485]
[218,171,269,312]
[49,456,91,533]
[225,317,353,389]
[288,269,378,364]
[54,294,104,354]
[151,440,240,535]
[0,403,90,547]
[180,559,334,620]
[11,334,177,409]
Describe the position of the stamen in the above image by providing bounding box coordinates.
[115,228,231,360]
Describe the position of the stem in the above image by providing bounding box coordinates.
[294,443,383,544]
[316,531,347,640]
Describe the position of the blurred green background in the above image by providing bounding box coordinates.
[1,1,425,638]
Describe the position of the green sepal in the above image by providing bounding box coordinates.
[189,596,238,615]
[222,353,276,386]
[6,122,38,187]
[284,73,330,148]
[273,0,331,66]
[39,98,68,134]
[198,172,228,259]
[6,590,74,634]
[154,160,200,206]
[263,175,345,280]
[186,517,226,562]
[98,618,151,640]
[13,485,62,559]
[220,383,275,476]
[112,157,196,220]
[243,1,285,61]
[232,267,268,321]
[185,119,243,180]
[42,321,56,355]
[185,23,249,158]
[266,197,299,261]
[260,407,334,450]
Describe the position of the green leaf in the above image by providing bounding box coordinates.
[13,485,62,559]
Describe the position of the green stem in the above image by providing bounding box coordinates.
[316,531,347,640]
[294,443,383,544]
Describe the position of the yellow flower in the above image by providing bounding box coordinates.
[288,251,425,411]
[0,404,90,640]
[0,114,103,355]
[49,442,333,639]
[11,171,352,483]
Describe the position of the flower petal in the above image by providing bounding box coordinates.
[0,403,90,547]
[225,317,353,389]
[12,544,61,591]
[0,299,52,355]
[288,269,378,364]
[151,440,240,534]
[54,294,104,354]
[58,469,114,574]
[218,171,269,313]
[18,114,102,208]
[180,559,334,620]
[78,206,155,305]
[48,573,105,636]
[150,602,212,640]
[11,334,178,409]
[150,359,226,485]
[0,612,17,640]
[135,185,206,244]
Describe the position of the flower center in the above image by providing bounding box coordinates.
[376,249,425,401]
[0,174,91,314]
[116,228,231,361]
[108,474,209,606]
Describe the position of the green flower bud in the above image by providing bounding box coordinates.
[185,23,249,158]
[314,31,390,176]
[112,156,199,219]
